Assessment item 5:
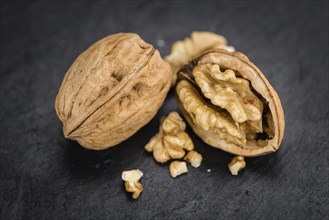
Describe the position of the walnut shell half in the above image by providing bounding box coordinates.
[176,49,284,156]
[55,33,172,150]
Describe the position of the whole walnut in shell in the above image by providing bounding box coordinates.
[55,33,172,150]
[176,49,285,156]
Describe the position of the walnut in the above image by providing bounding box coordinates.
[55,33,172,150]
[176,80,247,147]
[176,49,285,156]
[165,32,235,84]
[184,150,203,168]
[169,161,188,178]
[228,156,246,175]
[145,112,194,163]
[194,64,263,123]
[121,169,143,199]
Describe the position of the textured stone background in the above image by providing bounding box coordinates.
[1,1,328,219]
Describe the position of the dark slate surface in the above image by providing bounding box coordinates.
[1,1,328,219]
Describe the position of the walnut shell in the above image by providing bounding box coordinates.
[176,49,285,156]
[55,33,172,150]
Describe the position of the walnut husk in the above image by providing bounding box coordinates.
[176,49,285,156]
[55,33,172,150]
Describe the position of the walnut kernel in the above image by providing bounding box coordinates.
[228,156,246,176]
[184,150,203,168]
[145,112,194,163]
[121,169,143,199]
[169,161,188,178]
[165,31,235,84]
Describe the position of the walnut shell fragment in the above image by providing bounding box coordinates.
[55,33,172,150]
[176,49,285,156]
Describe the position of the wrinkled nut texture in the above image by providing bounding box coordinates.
[176,49,285,156]
[145,112,194,163]
[184,150,203,168]
[55,33,172,150]
[228,156,246,175]
[162,111,186,134]
[169,161,188,178]
[165,32,235,84]
[122,169,143,199]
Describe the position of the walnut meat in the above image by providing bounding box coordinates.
[55,33,172,150]
[165,32,235,84]
[121,169,143,199]
[145,112,194,163]
[169,161,188,178]
[176,49,285,156]
[228,156,246,175]
[184,150,203,168]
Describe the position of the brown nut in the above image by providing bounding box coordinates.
[55,33,172,150]
[176,49,285,156]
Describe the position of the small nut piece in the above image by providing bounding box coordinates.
[169,161,188,178]
[165,31,235,84]
[55,33,172,150]
[121,169,143,199]
[184,150,203,168]
[228,156,246,175]
[145,112,194,163]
